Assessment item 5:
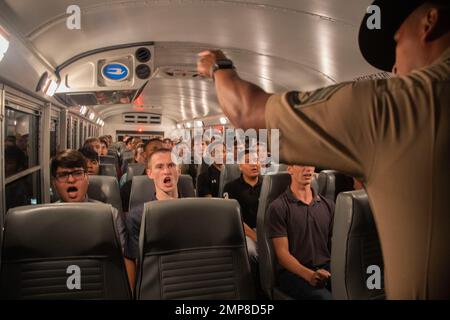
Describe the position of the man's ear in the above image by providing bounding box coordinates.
[146,168,153,179]
[423,7,444,42]
[287,165,294,175]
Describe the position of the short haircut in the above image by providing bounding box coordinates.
[99,136,109,147]
[51,149,87,178]
[78,145,99,162]
[162,138,172,144]
[238,148,260,164]
[83,137,100,147]
[144,138,163,150]
[146,148,173,169]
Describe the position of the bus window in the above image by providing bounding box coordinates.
[4,106,42,211]
[72,118,78,149]
[4,107,39,178]
[5,171,41,211]
[50,118,59,158]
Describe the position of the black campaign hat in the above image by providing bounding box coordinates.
[358,0,426,72]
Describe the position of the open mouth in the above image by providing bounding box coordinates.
[66,186,79,199]
[163,176,173,186]
[303,173,313,178]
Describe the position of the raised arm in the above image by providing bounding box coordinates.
[197,50,271,129]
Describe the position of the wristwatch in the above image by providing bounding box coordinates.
[211,59,235,80]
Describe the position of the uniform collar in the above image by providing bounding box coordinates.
[209,164,222,173]
[239,174,262,188]
[430,46,450,66]
[285,186,321,205]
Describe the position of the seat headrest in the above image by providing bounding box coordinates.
[218,164,242,197]
[87,175,123,214]
[178,175,195,197]
[130,174,195,210]
[128,163,145,174]
[318,170,354,201]
[258,173,291,216]
[141,198,245,253]
[337,190,378,237]
[3,203,122,261]
[100,155,117,165]
[99,164,117,178]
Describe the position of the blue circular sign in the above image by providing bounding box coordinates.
[102,63,129,81]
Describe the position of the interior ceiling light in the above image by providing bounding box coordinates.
[44,79,59,97]
[176,124,182,129]
[194,120,203,128]
[0,26,10,62]
[186,122,192,129]
[79,105,87,115]
[36,72,59,97]
[219,117,227,125]
[89,112,95,120]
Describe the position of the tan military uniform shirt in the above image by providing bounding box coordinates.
[265,48,450,299]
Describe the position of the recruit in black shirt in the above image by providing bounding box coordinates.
[197,164,222,197]
[223,175,262,229]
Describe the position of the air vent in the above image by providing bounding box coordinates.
[135,47,151,63]
[353,72,393,82]
[65,93,98,106]
[156,66,199,79]
[123,113,161,124]
[136,64,151,79]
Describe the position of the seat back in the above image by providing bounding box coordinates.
[256,172,292,299]
[125,163,145,183]
[318,170,354,202]
[129,174,195,211]
[331,190,385,300]
[87,175,123,214]
[99,164,117,179]
[0,203,131,299]
[135,198,255,299]
[100,155,117,166]
[121,150,134,163]
[218,164,241,197]
[107,149,118,157]
[100,155,121,177]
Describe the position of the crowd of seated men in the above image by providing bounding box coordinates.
[3,132,365,299]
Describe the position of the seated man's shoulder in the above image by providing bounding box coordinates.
[222,178,240,197]
[317,194,335,212]
[197,170,208,182]
[268,191,289,214]
[226,177,240,188]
